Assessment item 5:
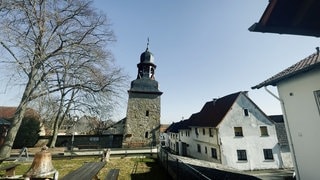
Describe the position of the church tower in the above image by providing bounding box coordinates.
[123,44,163,148]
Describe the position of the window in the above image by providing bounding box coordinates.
[263,149,274,160]
[234,127,243,137]
[237,150,247,161]
[260,126,269,136]
[202,128,205,135]
[145,131,149,138]
[205,146,207,154]
[197,144,201,153]
[89,137,99,142]
[314,90,320,115]
[195,128,199,136]
[146,110,149,116]
[244,108,249,116]
[211,148,217,159]
[209,128,213,137]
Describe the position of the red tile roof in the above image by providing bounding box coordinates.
[160,124,170,133]
[0,106,16,119]
[0,106,40,120]
[252,50,320,89]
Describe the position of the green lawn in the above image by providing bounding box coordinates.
[0,156,172,180]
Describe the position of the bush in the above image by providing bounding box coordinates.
[13,116,40,148]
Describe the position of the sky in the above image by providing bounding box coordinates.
[1,0,320,124]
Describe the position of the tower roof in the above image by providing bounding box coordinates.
[140,47,155,64]
[129,78,162,95]
[129,43,162,95]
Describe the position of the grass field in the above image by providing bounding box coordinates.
[0,156,172,180]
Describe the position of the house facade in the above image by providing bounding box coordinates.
[252,49,320,179]
[217,93,280,170]
[165,122,180,154]
[159,124,170,147]
[167,91,289,170]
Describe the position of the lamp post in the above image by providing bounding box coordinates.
[71,116,78,151]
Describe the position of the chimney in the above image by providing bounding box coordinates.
[212,98,218,105]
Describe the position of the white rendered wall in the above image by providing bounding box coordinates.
[279,145,293,168]
[277,69,320,180]
[168,132,179,153]
[185,127,220,163]
[179,129,192,156]
[218,94,281,170]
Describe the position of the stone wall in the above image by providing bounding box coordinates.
[123,94,161,148]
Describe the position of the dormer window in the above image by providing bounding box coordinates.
[244,108,249,116]
[209,128,213,137]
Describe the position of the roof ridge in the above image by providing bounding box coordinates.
[252,51,320,89]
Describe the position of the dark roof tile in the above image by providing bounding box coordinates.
[269,115,289,145]
[189,92,241,127]
[166,92,242,134]
[269,115,284,123]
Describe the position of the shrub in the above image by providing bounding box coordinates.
[13,116,40,148]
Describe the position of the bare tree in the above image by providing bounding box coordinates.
[0,0,122,159]
[46,51,127,147]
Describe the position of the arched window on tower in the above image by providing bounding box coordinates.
[138,69,143,78]
[145,131,149,138]
[150,68,155,79]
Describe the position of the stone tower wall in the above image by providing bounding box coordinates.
[123,93,161,148]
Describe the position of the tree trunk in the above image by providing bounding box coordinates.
[0,104,27,160]
[49,125,59,148]
[0,73,36,160]
[49,105,63,148]
[49,88,76,148]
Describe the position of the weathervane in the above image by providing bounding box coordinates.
[147,37,150,50]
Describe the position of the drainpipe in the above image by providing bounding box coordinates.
[216,129,223,164]
[264,86,300,180]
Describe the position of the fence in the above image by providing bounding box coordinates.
[158,147,211,180]
[157,147,259,180]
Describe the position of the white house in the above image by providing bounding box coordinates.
[165,122,180,154]
[252,49,320,180]
[166,91,290,170]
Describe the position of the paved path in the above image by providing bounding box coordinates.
[172,154,294,180]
